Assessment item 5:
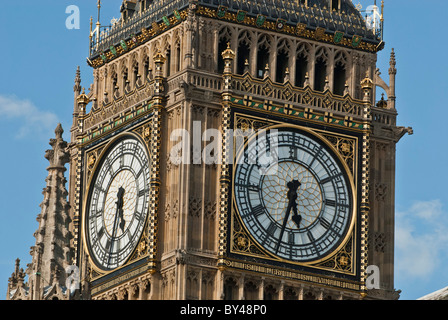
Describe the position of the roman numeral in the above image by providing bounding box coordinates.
[235,182,260,192]
[138,189,147,198]
[248,184,260,192]
[136,167,142,178]
[320,218,331,230]
[288,232,295,245]
[308,145,323,168]
[134,211,142,221]
[320,173,343,185]
[94,183,106,194]
[95,209,103,218]
[307,231,316,242]
[325,199,336,207]
[252,204,265,218]
[98,226,104,239]
[289,146,298,160]
[266,222,278,237]
[105,239,111,252]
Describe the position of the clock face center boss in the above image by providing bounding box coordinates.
[84,137,151,271]
[233,126,354,263]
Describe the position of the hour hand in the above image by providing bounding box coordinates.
[291,214,302,228]
[116,187,126,232]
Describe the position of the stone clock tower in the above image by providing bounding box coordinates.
[7,0,412,300]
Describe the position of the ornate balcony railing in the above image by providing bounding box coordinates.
[90,0,190,57]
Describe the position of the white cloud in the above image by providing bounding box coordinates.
[0,94,59,139]
[395,199,448,278]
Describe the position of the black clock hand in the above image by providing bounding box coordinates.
[275,180,302,254]
[290,180,302,228]
[275,199,293,254]
[107,187,125,268]
[117,188,126,232]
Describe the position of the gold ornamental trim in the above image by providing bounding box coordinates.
[223,258,361,292]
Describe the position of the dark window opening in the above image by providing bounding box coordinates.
[176,45,181,72]
[276,49,289,83]
[257,45,270,78]
[166,49,171,77]
[237,42,250,75]
[314,57,327,92]
[143,57,150,80]
[333,61,346,95]
[295,53,308,87]
[133,64,139,87]
[332,0,340,11]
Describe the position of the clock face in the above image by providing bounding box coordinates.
[233,127,353,263]
[85,137,150,271]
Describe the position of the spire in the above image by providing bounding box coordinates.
[45,124,70,170]
[389,48,397,75]
[74,66,81,95]
[388,48,397,109]
[73,66,82,127]
[6,258,27,300]
[28,124,73,300]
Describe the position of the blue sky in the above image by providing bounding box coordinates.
[0,0,446,300]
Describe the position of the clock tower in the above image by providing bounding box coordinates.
[7,0,412,301]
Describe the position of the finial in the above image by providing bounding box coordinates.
[74,66,81,94]
[304,72,310,87]
[55,123,64,138]
[263,64,270,79]
[45,124,70,169]
[14,259,20,275]
[324,76,330,91]
[221,43,235,61]
[344,81,350,96]
[389,48,397,75]
[361,70,373,103]
[153,50,166,63]
[361,70,373,89]
[77,87,90,106]
[97,0,102,24]
[284,67,290,83]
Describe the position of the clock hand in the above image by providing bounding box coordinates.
[275,180,302,254]
[290,180,302,228]
[117,187,126,232]
[107,187,125,268]
[275,199,293,255]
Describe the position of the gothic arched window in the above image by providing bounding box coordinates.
[276,39,290,83]
[334,51,348,95]
[295,43,310,87]
[237,31,252,75]
[257,35,271,78]
[218,27,233,74]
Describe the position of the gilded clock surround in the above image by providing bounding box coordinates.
[81,130,153,280]
[229,115,359,278]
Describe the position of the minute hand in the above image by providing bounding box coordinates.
[107,206,120,268]
[275,201,293,255]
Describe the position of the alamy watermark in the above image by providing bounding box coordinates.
[169,122,279,175]
[366,265,381,290]
[65,265,80,295]
[66,5,80,30]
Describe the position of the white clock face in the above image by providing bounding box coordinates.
[86,137,150,271]
[233,127,353,263]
